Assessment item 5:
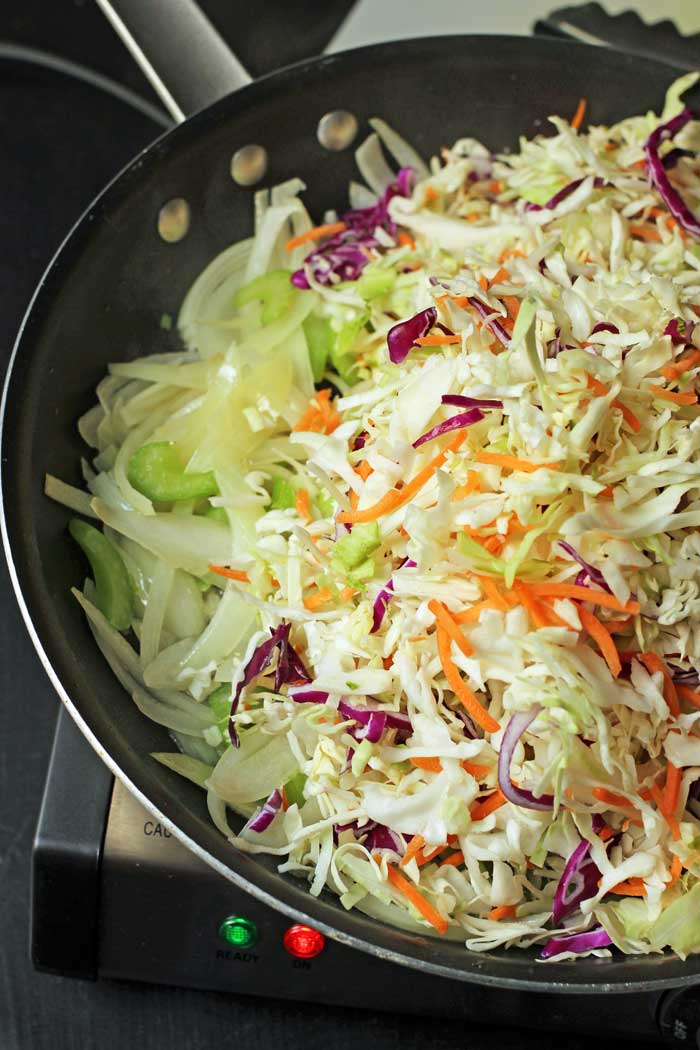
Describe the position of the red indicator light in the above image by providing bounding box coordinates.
[283,924,325,959]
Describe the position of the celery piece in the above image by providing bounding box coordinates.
[333,522,380,571]
[69,519,134,631]
[331,312,369,385]
[268,476,295,510]
[127,442,219,502]
[303,314,334,382]
[208,683,232,724]
[357,268,396,301]
[233,269,296,325]
[284,771,307,807]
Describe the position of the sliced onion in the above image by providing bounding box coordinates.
[644,107,700,239]
[412,408,484,449]
[442,394,503,410]
[497,707,554,810]
[467,297,511,347]
[361,712,388,743]
[244,787,283,833]
[664,317,697,345]
[557,541,612,593]
[387,306,437,364]
[539,926,612,960]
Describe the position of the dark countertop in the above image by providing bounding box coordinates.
[0,3,657,1047]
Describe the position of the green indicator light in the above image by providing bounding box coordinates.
[218,916,259,949]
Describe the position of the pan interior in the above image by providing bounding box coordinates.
[4,35,700,991]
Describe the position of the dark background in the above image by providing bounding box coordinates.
[0,2,661,1047]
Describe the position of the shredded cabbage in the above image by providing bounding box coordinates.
[46,76,700,960]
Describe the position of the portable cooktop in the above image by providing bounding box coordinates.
[19,3,700,1047]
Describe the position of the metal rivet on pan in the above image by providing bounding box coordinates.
[157,197,190,243]
[231,144,268,187]
[317,110,358,151]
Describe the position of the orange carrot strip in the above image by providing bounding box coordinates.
[386,864,448,934]
[668,853,683,884]
[295,488,311,522]
[286,221,347,251]
[415,333,462,346]
[477,275,489,290]
[399,834,426,869]
[525,582,639,614]
[355,460,373,481]
[629,224,663,241]
[488,905,518,922]
[436,625,500,733]
[478,575,510,611]
[598,825,616,843]
[340,586,357,602]
[337,432,467,523]
[679,684,700,709]
[475,451,560,473]
[649,783,681,842]
[608,878,647,897]
[428,599,474,658]
[537,602,572,629]
[452,470,482,501]
[461,760,492,780]
[592,787,636,810]
[424,186,439,203]
[453,599,503,624]
[303,587,332,611]
[578,606,622,678]
[446,294,470,308]
[410,757,442,773]
[663,763,682,821]
[397,231,416,250]
[662,349,700,380]
[571,97,587,130]
[649,384,698,405]
[209,564,250,583]
[638,653,680,717]
[441,851,465,867]
[586,373,641,431]
[502,295,521,320]
[513,581,549,629]
[471,789,507,822]
[416,844,446,866]
[489,267,511,285]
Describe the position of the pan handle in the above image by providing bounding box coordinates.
[95,0,252,124]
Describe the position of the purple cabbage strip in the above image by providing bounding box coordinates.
[525,176,606,213]
[288,688,330,704]
[442,394,503,410]
[292,167,414,288]
[335,819,405,855]
[670,664,700,687]
[590,322,619,336]
[245,788,283,833]
[664,317,697,346]
[557,541,612,594]
[644,107,700,239]
[456,710,479,739]
[467,297,511,347]
[387,306,437,364]
[361,711,388,743]
[370,557,416,634]
[661,146,694,170]
[229,623,310,746]
[546,328,562,358]
[337,698,412,740]
[540,926,612,960]
[551,815,605,925]
[412,408,484,449]
[497,707,554,810]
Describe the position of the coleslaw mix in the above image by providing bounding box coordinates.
[46,74,700,961]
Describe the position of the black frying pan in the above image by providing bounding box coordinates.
[3,0,700,994]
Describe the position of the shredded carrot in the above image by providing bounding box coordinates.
[478,575,510,611]
[629,223,662,242]
[270,576,280,588]
[397,231,416,250]
[446,294,470,308]
[489,180,503,194]
[638,652,680,717]
[293,389,340,434]
[436,625,500,733]
[415,333,462,345]
[461,760,492,780]
[587,373,609,397]
[649,384,698,405]
[488,905,518,922]
[382,655,394,670]
[355,460,373,481]
[285,221,347,251]
[489,267,511,285]
[662,348,700,380]
[385,864,448,934]
[524,582,639,614]
[208,564,250,583]
[280,786,289,811]
[608,878,647,897]
[340,586,357,602]
[303,587,332,611]
[499,247,525,263]
[441,851,465,867]
[571,97,587,131]
[513,581,550,629]
[598,825,616,843]
[474,451,560,473]
[337,432,467,523]
[295,488,311,523]
[578,606,622,677]
[668,853,683,885]
[483,534,506,555]
[502,295,521,321]
[537,602,572,629]
[451,470,482,501]
[592,787,635,810]
[471,789,507,822]
[585,374,641,431]
[679,684,700,710]
[428,599,473,658]
[649,783,681,842]
[415,844,445,867]
[663,763,682,821]
[410,756,442,773]
[607,615,633,634]
[424,186,439,203]
[453,599,503,623]
[399,834,426,869]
